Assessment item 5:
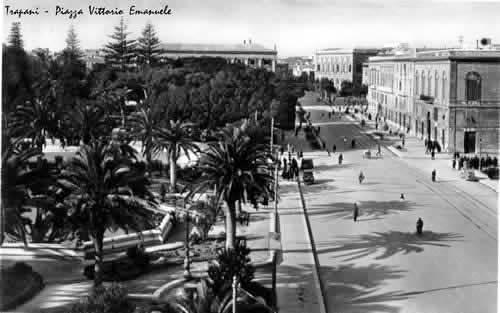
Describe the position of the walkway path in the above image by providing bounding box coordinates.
[276,180,325,313]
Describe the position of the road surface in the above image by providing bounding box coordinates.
[284,92,498,313]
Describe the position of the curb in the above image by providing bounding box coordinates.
[296,178,328,313]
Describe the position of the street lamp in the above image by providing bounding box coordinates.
[183,199,192,280]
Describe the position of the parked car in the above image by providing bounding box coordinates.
[301,158,314,184]
[303,171,315,184]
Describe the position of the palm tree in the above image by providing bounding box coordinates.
[65,100,109,145]
[128,102,163,172]
[191,127,274,249]
[1,131,47,245]
[154,120,199,192]
[58,140,156,287]
[9,98,63,150]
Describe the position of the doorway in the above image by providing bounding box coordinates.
[464,131,476,153]
[441,129,445,149]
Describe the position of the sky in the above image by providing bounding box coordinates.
[2,0,500,57]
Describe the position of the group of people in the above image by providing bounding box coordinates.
[424,139,442,160]
[453,153,498,170]
[280,146,301,181]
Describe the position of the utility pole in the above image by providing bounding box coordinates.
[232,275,238,313]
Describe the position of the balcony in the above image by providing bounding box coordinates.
[419,95,434,104]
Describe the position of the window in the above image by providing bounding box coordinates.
[442,71,446,101]
[465,72,481,101]
[434,71,439,99]
[421,72,426,95]
[415,71,419,95]
[427,71,432,96]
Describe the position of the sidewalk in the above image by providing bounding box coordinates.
[348,112,499,193]
[276,180,324,313]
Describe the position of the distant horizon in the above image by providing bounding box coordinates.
[3,0,500,58]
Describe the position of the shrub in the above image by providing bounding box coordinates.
[69,284,135,313]
[126,244,150,268]
[208,241,255,294]
[0,262,44,311]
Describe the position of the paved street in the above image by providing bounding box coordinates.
[280,93,498,313]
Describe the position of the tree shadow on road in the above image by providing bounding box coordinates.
[315,230,463,261]
[305,200,419,220]
[312,162,356,172]
[275,262,408,313]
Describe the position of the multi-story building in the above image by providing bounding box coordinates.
[159,41,277,72]
[314,48,381,94]
[367,47,500,155]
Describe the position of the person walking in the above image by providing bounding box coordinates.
[452,158,457,169]
[431,150,435,160]
[333,144,337,154]
[431,169,436,182]
[353,203,359,222]
[338,153,343,165]
[351,139,356,149]
[416,218,424,235]
[358,170,365,184]
[377,144,382,157]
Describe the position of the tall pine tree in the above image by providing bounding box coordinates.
[64,25,83,57]
[8,22,23,49]
[58,25,88,109]
[104,17,137,71]
[137,21,163,66]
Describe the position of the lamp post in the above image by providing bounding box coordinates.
[183,200,192,279]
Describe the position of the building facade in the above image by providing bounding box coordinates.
[159,42,278,72]
[314,48,381,94]
[367,49,500,155]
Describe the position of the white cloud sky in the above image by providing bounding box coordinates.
[2,0,500,57]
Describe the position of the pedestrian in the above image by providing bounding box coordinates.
[328,112,332,119]
[338,153,343,165]
[452,158,456,169]
[431,169,436,182]
[402,137,405,147]
[333,144,337,153]
[400,193,405,200]
[353,203,359,222]
[377,144,381,156]
[358,170,365,184]
[351,139,356,149]
[431,150,435,160]
[416,218,423,235]
[299,150,303,158]
[424,139,429,153]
